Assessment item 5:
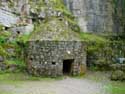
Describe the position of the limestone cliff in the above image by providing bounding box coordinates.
[0,0,124,33]
[64,0,114,32]
[64,0,124,33]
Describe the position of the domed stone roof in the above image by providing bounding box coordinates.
[29,18,81,41]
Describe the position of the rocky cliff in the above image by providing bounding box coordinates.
[64,0,113,32]
[64,0,124,33]
[0,0,124,33]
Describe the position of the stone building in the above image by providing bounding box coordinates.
[26,41,86,77]
[25,19,86,77]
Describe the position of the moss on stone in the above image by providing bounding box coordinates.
[29,18,80,41]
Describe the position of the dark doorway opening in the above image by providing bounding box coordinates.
[63,59,74,75]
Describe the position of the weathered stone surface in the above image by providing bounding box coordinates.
[30,18,80,41]
[0,56,4,62]
[11,24,34,35]
[6,48,15,55]
[0,63,6,71]
[64,0,114,32]
[16,0,30,15]
[7,64,18,72]
[25,41,86,77]
[0,8,18,27]
[0,0,33,36]
[0,56,6,71]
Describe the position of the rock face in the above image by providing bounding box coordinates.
[0,0,33,34]
[0,56,6,71]
[113,0,125,33]
[0,9,18,27]
[25,41,86,77]
[0,56,4,62]
[64,0,114,32]
[11,24,34,35]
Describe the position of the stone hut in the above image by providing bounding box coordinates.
[25,19,86,77]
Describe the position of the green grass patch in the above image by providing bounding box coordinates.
[0,73,29,81]
[0,91,13,94]
[5,59,25,66]
[105,82,125,94]
[0,72,63,83]
[79,32,108,43]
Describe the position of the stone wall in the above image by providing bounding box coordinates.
[25,41,86,77]
[64,0,114,32]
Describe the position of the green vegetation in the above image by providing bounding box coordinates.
[5,59,25,67]
[16,34,31,43]
[29,0,79,32]
[80,33,114,70]
[0,25,27,72]
[0,1,125,94]
[0,0,124,77]
[0,91,13,94]
[106,82,125,94]
[79,33,108,42]
[30,18,80,41]
[0,25,11,57]
[79,32,125,71]
[0,72,63,82]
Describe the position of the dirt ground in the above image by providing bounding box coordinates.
[0,72,110,94]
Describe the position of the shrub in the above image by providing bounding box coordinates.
[111,70,125,81]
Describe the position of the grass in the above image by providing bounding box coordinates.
[79,32,108,43]
[0,72,63,83]
[5,59,26,66]
[0,91,13,94]
[105,81,125,94]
